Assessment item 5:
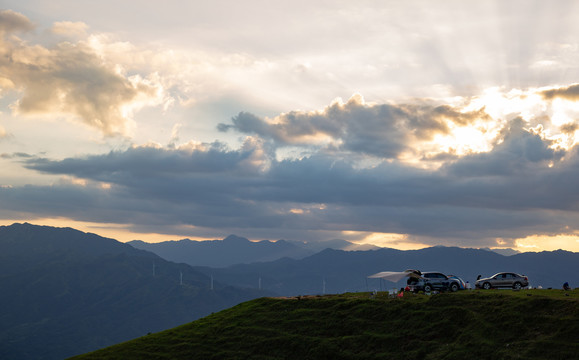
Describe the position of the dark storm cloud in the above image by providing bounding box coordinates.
[24,139,274,209]
[27,141,264,179]
[13,120,579,245]
[219,96,490,159]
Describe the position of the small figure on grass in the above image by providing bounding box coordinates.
[563,282,571,291]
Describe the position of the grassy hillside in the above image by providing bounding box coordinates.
[70,289,578,360]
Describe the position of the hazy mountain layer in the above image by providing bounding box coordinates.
[128,235,314,267]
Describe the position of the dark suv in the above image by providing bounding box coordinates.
[407,271,461,293]
[475,272,528,290]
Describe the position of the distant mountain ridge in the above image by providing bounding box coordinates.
[480,247,521,256]
[0,222,146,276]
[0,223,269,360]
[129,235,313,267]
[191,246,579,296]
[128,235,379,267]
[285,238,381,252]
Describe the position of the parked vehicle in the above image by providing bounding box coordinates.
[475,272,528,290]
[407,271,462,292]
[447,275,467,290]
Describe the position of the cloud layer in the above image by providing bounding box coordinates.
[0,91,576,249]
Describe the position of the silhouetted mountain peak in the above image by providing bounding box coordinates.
[285,238,381,252]
[129,234,313,267]
[480,247,521,256]
[223,234,251,243]
[0,222,160,278]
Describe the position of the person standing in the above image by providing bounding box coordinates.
[563,282,571,291]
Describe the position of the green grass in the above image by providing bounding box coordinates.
[69,289,579,360]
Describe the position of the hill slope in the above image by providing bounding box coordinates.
[0,223,269,360]
[70,290,579,360]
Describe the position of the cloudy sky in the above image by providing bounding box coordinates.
[2,0,579,252]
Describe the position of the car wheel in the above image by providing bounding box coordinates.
[483,282,491,290]
[424,284,433,293]
[513,282,522,290]
[450,283,459,292]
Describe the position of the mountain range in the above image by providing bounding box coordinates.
[128,234,577,296]
[1,223,577,359]
[128,235,378,267]
[0,223,268,360]
[129,234,526,269]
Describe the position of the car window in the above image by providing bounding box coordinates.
[424,273,448,279]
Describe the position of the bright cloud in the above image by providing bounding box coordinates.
[0,10,164,136]
[50,21,89,38]
[1,104,576,251]
[219,94,495,162]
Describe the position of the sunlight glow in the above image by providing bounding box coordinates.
[286,203,326,215]
[514,234,579,252]
[465,88,546,123]
[452,86,579,154]
[342,231,430,250]
[430,123,494,156]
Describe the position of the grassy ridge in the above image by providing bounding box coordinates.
[70,290,578,360]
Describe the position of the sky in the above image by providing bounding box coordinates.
[1,0,579,252]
